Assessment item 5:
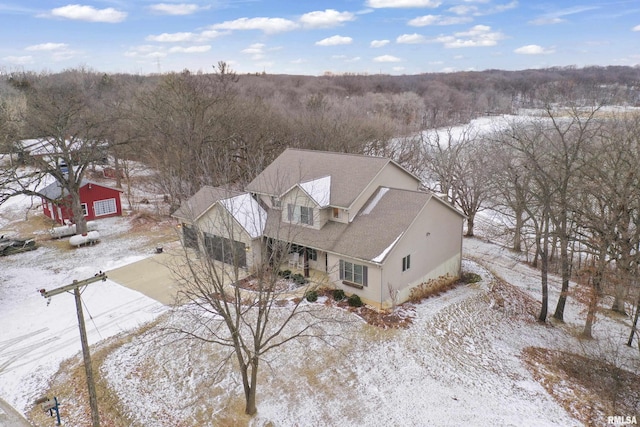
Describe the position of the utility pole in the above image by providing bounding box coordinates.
[39,272,107,427]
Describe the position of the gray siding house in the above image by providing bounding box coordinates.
[174,148,465,308]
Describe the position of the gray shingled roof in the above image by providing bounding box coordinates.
[245,148,417,209]
[40,179,120,200]
[264,187,433,264]
[172,186,244,222]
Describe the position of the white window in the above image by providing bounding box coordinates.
[81,203,88,216]
[93,198,117,216]
[300,206,313,225]
[402,254,411,272]
[287,204,314,226]
[339,260,368,286]
[271,196,281,208]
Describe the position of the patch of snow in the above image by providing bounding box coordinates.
[299,175,331,207]
[220,193,266,239]
[0,191,168,415]
[372,231,402,263]
[361,187,389,215]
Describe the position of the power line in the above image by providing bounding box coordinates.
[39,272,107,427]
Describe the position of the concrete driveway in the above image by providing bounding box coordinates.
[106,246,250,305]
[107,250,182,305]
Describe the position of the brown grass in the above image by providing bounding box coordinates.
[487,276,540,323]
[408,274,459,303]
[522,346,640,426]
[26,319,163,427]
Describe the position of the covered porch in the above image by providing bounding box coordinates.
[267,239,333,286]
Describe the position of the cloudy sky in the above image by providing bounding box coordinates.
[1,0,639,75]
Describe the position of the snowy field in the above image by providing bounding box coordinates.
[2,117,639,425]
[99,258,582,426]
[95,240,637,426]
[0,191,168,417]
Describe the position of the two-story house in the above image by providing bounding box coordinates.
[173,148,465,308]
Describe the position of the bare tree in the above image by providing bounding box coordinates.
[451,138,496,237]
[0,70,117,234]
[498,118,561,322]
[489,151,533,253]
[0,79,25,159]
[421,125,495,236]
[168,186,342,415]
[420,126,466,205]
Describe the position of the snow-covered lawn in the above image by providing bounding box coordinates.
[97,258,584,426]
[1,162,638,426]
[0,193,169,417]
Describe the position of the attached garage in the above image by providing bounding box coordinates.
[172,186,266,272]
[204,233,247,267]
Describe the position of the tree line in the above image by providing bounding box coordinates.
[420,98,640,346]
[0,63,639,341]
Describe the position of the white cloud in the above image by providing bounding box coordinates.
[433,25,505,48]
[374,55,401,62]
[242,43,265,54]
[242,43,266,60]
[3,55,34,65]
[408,14,472,26]
[397,33,427,44]
[529,5,599,26]
[315,35,353,46]
[212,17,298,34]
[146,32,195,43]
[125,45,167,58]
[632,24,640,31]
[370,39,390,48]
[168,45,211,53]
[514,44,555,55]
[367,0,441,8]
[300,9,356,28]
[392,66,405,72]
[198,30,225,40]
[24,42,77,62]
[50,5,126,23]
[26,43,68,51]
[332,55,361,62]
[448,1,517,17]
[51,49,77,61]
[529,17,564,25]
[492,1,518,14]
[449,5,477,15]
[149,3,204,15]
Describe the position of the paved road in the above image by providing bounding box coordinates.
[0,398,31,427]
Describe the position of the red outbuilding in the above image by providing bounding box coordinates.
[41,179,123,225]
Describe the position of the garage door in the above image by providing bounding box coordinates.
[204,233,247,267]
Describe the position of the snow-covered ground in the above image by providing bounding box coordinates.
[2,126,639,425]
[0,192,168,416]
[98,255,593,426]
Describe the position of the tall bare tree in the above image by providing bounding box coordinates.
[0,70,116,234]
[169,187,341,415]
